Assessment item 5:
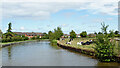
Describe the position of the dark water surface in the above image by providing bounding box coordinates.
[2,41,120,66]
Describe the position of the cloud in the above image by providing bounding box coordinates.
[1,0,118,2]
[1,1,118,20]
[20,27,25,30]
[63,12,76,18]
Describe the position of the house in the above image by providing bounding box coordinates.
[76,34,80,38]
[88,33,96,38]
[62,34,70,38]
[13,32,44,38]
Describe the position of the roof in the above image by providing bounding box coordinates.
[13,32,44,36]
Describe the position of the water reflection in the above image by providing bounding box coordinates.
[2,41,120,66]
[49,42,60,50]
[8,46,12,59]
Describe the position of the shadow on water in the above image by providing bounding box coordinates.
[49,42,61,50]
[8,46,12,60]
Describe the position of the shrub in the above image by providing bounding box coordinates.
[31,36,36,40]
[24,37,29,40]
[70,30,76,38]
[94,34,116,62]
[80,31,87,37]
[94,22,116,62]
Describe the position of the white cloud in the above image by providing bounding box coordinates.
[1,0,118,2]
[1,1,118,20]
[20,27,25,30]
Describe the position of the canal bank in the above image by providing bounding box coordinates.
[2,40,120,66]
[57,41,120,63]
[1,39,49,47]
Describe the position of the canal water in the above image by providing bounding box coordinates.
[1,41,120,66]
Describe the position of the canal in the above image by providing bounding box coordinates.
[2,40,120,66]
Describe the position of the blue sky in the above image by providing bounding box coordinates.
[1,2,118,34]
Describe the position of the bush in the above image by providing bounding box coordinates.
[70,30,76,38]
[80,31,87,37]
[94,23,116,62]
[31,36,36,40]
[51,40,57,43]
[24,37,29,40]
[94,34,116,62]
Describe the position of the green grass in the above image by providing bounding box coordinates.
[0,40,37,45]
[59,38,120,56]
[59,38,95,52]
[51,40,57,43]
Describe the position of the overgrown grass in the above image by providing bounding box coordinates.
[59,38,119,56]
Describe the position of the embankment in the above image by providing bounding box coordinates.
[57,41,120,63]
[1,40,38,47]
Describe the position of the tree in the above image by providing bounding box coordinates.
[7,22,12,32]
[94,23,115,62]
[98,32,102,34]
[94,32,97,35]
[108,30,115,37]
[101,22,109,34]
[114,30,119,35]
[42,33,49,39]
[0,29,2,37]
[70,30,76,38]
[80,31,87,37]
[31,36,36,40]
[54,27,63,40]
[36,35,40,39]
[48,27,63,40]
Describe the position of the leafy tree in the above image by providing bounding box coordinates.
[98,32,102,34]
[48,31,53,39]
[7,22,12,32]
[54,27,63,40]
[80,31,87,37]
[36,35,40,39]
[42,33,49,39]
[94,32,97,35]
[70,30,76,38]
[31,36,36,40]
[101,22,109,34]
[48,27,63,40]
[49,31,55,40]
[108,30,115,37]
[114,30,119,34]
[0,29,2,34]
[24,36,29,40]
[94,23,115,62]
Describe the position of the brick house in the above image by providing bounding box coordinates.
[13,32,44,38]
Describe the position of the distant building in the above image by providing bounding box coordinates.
[76,34,80,38]
[13,32,44,38]
[61,34,70,38]
[88,33,96,38]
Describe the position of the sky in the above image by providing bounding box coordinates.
[0,0,119,34]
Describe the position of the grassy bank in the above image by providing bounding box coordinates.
[0,39,49,46]
[58,38,120,57]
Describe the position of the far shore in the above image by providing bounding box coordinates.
[0,39,49,47]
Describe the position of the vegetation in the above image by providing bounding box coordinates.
[2,22,29,43]
[80,31,87,37]
[48,27,63,40]
[70,30,76,38]
[7,22,12,32]
[41,33,49,39]
[94,22,116,62]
